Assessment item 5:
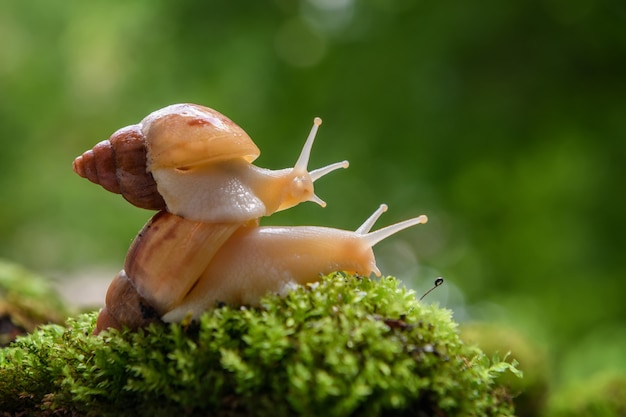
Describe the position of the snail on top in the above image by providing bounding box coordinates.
[73,103,349,222]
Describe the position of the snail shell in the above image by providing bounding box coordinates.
[95,270,161,333]
[141,103,259,170]
[72,124,166,210]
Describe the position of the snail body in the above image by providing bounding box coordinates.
[73,104,348,222]
[74,103,428,335]
[161,205,427,322]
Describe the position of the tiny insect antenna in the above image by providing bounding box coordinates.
[419,277,444,302]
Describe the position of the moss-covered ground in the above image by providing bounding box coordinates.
[0,273,519,417]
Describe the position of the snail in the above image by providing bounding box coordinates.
[73,103,349,222]
[94,205,427,334]
[73,103,428,335]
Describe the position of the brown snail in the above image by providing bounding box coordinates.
[94,205,427,333]
[73,103,348,222]
[73,104,428,334]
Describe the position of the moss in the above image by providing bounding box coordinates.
[461,322,549,417]
[0,259,70,346]
[0,273,519,416]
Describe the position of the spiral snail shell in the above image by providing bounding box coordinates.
[72,124,166,210]
[73,103,428,335]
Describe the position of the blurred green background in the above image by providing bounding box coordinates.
[1,0,625,410]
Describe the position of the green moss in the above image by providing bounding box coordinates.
[0,259,70,346]
[0,273,519,416]
[461,322,549,417]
